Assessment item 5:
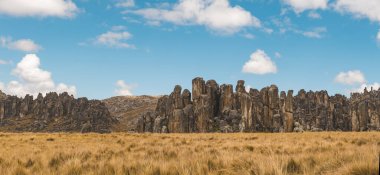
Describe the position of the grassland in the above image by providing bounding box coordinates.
[0,132,379,175]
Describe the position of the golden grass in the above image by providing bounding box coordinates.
[0,132,379,175]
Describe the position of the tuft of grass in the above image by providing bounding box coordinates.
[46,138,55,142]
[245,145,254,152]
[285,158,302,174]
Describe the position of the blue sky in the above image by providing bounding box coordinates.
[0,0,379,99]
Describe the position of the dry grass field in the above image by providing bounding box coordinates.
[0,132,379,175]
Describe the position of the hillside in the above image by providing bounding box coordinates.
[102,95,159,132]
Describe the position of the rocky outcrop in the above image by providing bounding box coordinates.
[137,77,380,133]
[0,91,114,133]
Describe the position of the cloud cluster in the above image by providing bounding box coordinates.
[0,0,79,18]
[0,54,76,97]
[115,80,135,96]
[95,27,135,49]
[283,0,329,13]
[242,50,277,75]
[272,17,327,39]
[131,0,261,34]
[0,36,41,52]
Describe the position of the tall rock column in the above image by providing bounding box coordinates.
[192,77,206,101]
[284,90,294,132]
[268,85,280,132]
[260,87,271,131]
[192,78,212,132]
[168,85,189,133]
[240,93,253,132]
[219,84,234,114]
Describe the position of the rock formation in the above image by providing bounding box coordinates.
[137,77,380,133]
[0,91,114,133]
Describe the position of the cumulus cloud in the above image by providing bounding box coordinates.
[282,0,329,13]
[0,0,79,18]
[0,36,41,52]
[242,50,277,75]
[351,83,380,93]
[130,0,261,34]
[334,0,380,23]
[115,80,135,96]
[0,54,76,97]
[95,28,135,49]
[335,70,366,85]
[116,0,135,8]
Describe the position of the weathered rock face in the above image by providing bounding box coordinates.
[0,91,114,133]
[136,77,380,133]
[350,88,380,131]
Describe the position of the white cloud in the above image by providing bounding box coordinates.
[7,39,41,52]
[0,0,79,18]
[335,70,366,85]
[115,80,135,96]
[334,0,380,23]
[242,50,277,75]
[283,0,329,13]
[351,83,380,93]
[95,30,135,49]
[131,0,261,34]
[0,36,41,52]
[308,11,321,19]
[300,27,327,38]
[116,0,135,8]
[377,30,380,42]
[0,54,76,97]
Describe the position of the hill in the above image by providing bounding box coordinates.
[102,95,159,132]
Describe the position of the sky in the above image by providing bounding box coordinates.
[0,0,379,99]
